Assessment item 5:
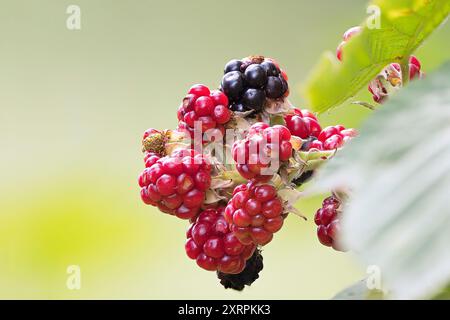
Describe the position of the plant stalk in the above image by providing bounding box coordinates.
[400,58,410,87]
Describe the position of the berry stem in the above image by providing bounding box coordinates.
[297,150,335,162]
[218,168,248,185]
[351,101,376,111]
[269,114,285,126]
[400,57,410,87]
[301,158,329,171]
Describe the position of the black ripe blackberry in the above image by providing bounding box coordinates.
[242,88,265,111]
[292,170,314,186]
[217,249,264,291]
[266,76,284,99]
[224,59,243,73]
[230,102,248,113]
[221,56,289,113]
[244,64,267,88]
[221,71,245,101]
[260,61,280,76]
[300,136,318,151]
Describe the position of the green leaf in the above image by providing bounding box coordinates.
[432,284,450,300]
[303,0,450,113]
[333,280,385,300]
[311,63,450,299]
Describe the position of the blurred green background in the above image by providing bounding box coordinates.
[0,0,448,299]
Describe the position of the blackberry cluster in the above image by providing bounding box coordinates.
[217,249,264,291]
[314,195,346,251]
[224,182,285,246]
[221,56,289,113]
[232,122,292,182]
[138,54,363,289]
[139,148,211,220]
[185,208,256,274]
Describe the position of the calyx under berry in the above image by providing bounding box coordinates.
[142,128,189,157]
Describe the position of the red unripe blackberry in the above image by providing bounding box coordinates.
[248,122,270,135]
[284,108,322,139]
[195,171,212,191]
[264,125,291,142]
[317,225,333,246]
[300,109,318,121]
[138,149,212,220]
[408,56,424,80]
[183,111,197,127]
[210,90,229,107]
[225,182,285,246]
[183,189,205,208]
[144,152,161,168]
[213,104,232,124]
[232,122,293,181]
[409,64,421,80]
[254,184,277,202]
[303,125,357,151]
[195,96,215,116]
[161,157,183,175]
[323,134,344,150]
[161,193,183,210]
[286,117,308,138]
[314,195,346,251]
[156,174,177,196]
[185,208,256,274]
[340,128,357,138]
[177,84,232,139]
[318,126,340,142]
[308,140,323,151]
[188,84,210,97]
[409,55,421,70]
